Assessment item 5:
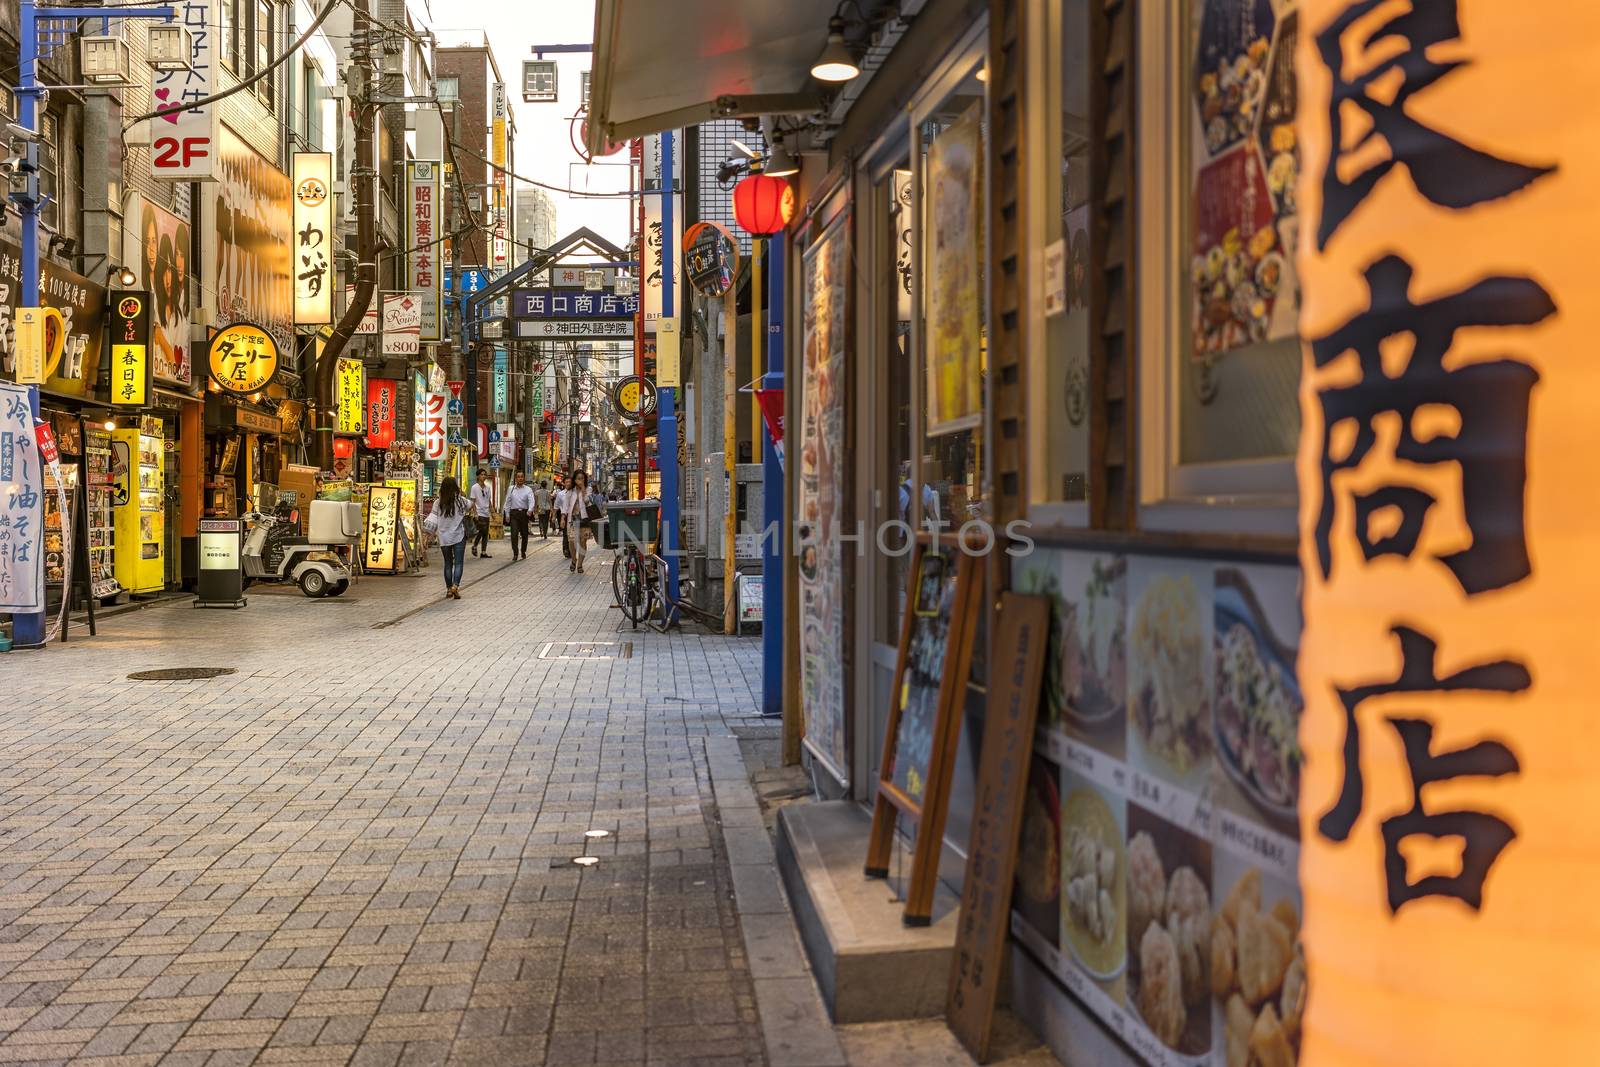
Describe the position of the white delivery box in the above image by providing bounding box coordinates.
[308,499,363,544]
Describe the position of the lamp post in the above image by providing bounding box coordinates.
[10,2,175,648]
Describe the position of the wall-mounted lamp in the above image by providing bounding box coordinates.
[810,15,861,83]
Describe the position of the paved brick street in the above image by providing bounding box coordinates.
[0,536,774,1067]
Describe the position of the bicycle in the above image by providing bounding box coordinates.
[611,538,656,629]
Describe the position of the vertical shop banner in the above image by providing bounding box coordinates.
[109,293,152,406]
[336,358,365,435]
[531,372,544,421]
[492,84,508,268]
[363,485,400,571]
[413,371,428,448]
[381,292,421,356]
[423,392,446,460]
[204,127,293,355]
[122,195,192,385]
[924,101,983,436]
[406,161,442,339]
[497,423,515,462]
[641,137,683,334]
[0,242,106,395]
[797,219,849,784]
[577,371,593,423]
[149,0,218,180]
[292,153,334,325]
[892,169,913,323]
[365,378,398,450]
[493,348,508,416]
[0,382,43,610]
[1295,4,1594,1067]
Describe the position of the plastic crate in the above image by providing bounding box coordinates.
[605,499,659,548]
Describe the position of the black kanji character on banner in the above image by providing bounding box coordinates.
[1311,255,1555,596]
[1314,0,1556,248]
[1318,625,1529,912]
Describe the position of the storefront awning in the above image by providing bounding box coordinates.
[586,0,834,152]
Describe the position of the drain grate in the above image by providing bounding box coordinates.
[537,641,633,660]
[127,667,238,681]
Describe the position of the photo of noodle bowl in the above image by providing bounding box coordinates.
[1129,571,1212,779]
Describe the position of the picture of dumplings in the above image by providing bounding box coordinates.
[1127,831,1165,949]
[1211,867,1305,1065]
[1060,784,1126,979]
[1138,923,1185,1048]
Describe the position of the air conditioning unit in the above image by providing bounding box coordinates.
[613,276,636,296]
[146,24,194,72]
[81,37,133,85]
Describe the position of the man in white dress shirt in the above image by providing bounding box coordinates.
[468,469,494,558]
[504,471,534,561]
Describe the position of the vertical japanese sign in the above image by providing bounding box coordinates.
[498,423,515,462]
[413,370,428,448]
[492,84,509,268]
[577,371,593,423]
[365,378,398,450]
[206,128,293,352]
[336,358,365,435]
[110,294,152,406]
[924,102,983,435]
[151,0,218,180]
[492,348,508,416]
[1296,3,1582,1065]
[642,194,682,334]
[531,371,544,422]
[363,485,400,571]
[0,382,43,610]
[423,392,446,460]
[406,161,442,340]
[293,153,333,324]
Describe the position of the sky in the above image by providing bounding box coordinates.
[433,0,633,254]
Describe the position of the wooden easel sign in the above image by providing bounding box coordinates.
[865,533,983,926]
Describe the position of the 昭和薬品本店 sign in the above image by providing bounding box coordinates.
[407,161,443,340]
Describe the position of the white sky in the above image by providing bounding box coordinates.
[434,0,634,257]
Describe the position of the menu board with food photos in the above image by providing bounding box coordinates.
[1011,545,1304,1067]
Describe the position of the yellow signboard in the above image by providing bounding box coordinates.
[387,477,417,545]
[112,345,148,406]
[336,357,365,435]
[363,485,400,571]
[14,306,65,384]
[1295,4,1596,1067]
[208,322,279,396]
[656,319,680,388]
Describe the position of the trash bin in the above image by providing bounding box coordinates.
[604,499,660,551]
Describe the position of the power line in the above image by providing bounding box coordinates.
[448,139,646,199]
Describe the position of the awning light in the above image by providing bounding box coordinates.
[810,18,860,83]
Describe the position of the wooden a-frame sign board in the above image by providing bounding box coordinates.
[865,533,983,926]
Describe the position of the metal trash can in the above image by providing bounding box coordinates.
[604,499,660,550]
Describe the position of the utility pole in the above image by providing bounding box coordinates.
[316,0,379,470]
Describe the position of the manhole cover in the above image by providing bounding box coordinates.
[537,641,633,660]
[127,667,238,681]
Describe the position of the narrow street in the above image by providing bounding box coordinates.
[0,539,774,1066]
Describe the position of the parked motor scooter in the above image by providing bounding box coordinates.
[241,498,361,597]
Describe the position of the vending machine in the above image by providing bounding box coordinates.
[112,417,165,594]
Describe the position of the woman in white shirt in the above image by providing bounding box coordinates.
[562,470,595,574]
[429,476,470,599]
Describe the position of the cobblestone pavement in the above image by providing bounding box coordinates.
[0,535,771,1066]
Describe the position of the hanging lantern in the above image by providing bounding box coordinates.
[732,172,795,235]
[332,437,355,460]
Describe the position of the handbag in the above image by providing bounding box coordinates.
[422,509,440,536]
[585,494,603,522]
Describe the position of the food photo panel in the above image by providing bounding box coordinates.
[1126,558,1216,794]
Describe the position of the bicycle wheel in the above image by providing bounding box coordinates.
[612,549,644,626]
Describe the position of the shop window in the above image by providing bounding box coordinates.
[1138,0,1302,529]
[915,70,988,528]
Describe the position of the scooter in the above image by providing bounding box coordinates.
[241,498,361,597]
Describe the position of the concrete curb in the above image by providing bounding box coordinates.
[705,736,848,1067]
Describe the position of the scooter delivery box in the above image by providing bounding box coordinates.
[308,499,363,544]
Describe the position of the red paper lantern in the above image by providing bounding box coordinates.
[732,172,795,235]
[332,437,355,459]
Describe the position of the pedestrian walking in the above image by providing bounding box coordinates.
[423,476,469,599]
[534,479,553,538]
[562,470,598,573]
[505,471,534,560]
[469,468,494,558]
[555,476,571,559]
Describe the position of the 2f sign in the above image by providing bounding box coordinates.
[153,136,210,170]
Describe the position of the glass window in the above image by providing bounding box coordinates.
[522,61,557,102]
[916,69,987,528]
[255,1,274,105]
[218,0,235,71]
[877,169,914,646]
[1035,0,1094,506]
[1179,0,1301,466]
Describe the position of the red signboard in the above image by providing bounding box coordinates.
[365,378,398,449]
[424,392,446,460]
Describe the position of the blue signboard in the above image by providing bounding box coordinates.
[512,288,638,320]
[445,267,491,296]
